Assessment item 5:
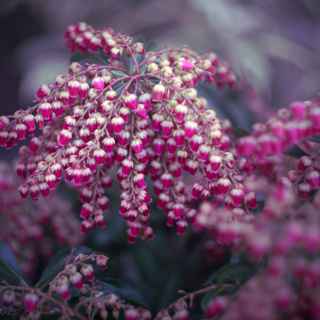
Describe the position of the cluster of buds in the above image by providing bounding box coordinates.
[0,22,257,242]
[275,154,320,201]
[215,190,320,320]
[236,99,320,163]
[0,249,150,320]
[156,188,320,320]
[0,162,83,279]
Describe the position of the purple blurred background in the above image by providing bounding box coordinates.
[1,0,320,162]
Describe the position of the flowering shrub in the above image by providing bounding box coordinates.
[1,22,320,319]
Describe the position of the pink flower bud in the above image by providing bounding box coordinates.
[307,170,320,189]
[121,159,133,176]
[78,82,89,99]
[60,91,70,106]
[86,117,97,133]
[16,123,27,140]
[97,196,109,211]
[45,174,57,190]
[103,137,115,154]
[96,255,109,270]
[161,173,173,190]
[39,182,50,198]
[73,168,84,186]
[173,203,184,219]
[24,292,39,312]
[192,183,204,199]
[153,84,166,102]
[153,138,165,155]
[137,191,152,204]
[119,200,131,215]
[290,101,305,120]
[30,184,40,201]
[218,178,231,196]
[177,58,194,71]
[80,220,92,234]
[135,104,149,120]
[157,193,169,209]
[0,116,9,130]
[106,89,117,101]
[187,160,199,176]
[131,139,143,154]
[115,147,128,163]
[127,209,138,222]
[297,156,312,172]
[16,163,27,180]
[177,220,188,235]
[299,182,311,201]
[198,145,211,162]
[94,149,106,166]
[139,93,152,111]
[58,130,72,146]
[29,137,40,153]
[39,102,52,120]
[19,185,29,200]
[186,209,196,223]
[95,214,105,228]
[152,114,164,131]
[125,309,139,320]
[92,77,104,90]
[244,192,257,209]
[177,150,188,166]
[190,134,203,152]
[23,114,35,133]
[58,283,70,300]
[184,121,198,139]
[80,203,93,219]
[35,84,50,99]
[167,138,177,154]
[133,174,146,188]
[67,80,79,98]
[205,297,228,318]
[173,129,185,147]
[125,94,138,111]
[161,120,174,138]
[81,264,94,281]
[3,291,15,307]
[111,117,124,134]
[70,272,83,290]
[230,188,244,207]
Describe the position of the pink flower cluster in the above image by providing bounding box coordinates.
[1,249,150,320]
[237,100,320,162]
[0,22,257,242]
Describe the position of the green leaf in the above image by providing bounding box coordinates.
[232,127,251,138]
[35,246,94,289]
[284,144,310,159]
[304,136,320,143]
[98,278,148,308]
[111,70,128,79]
[144,40,159,52]
[95,280,123,298]
[203,261,256,286]
[139,64,148,75]
[12,307,24,320]
[0,242,25,286]
[70,51,109,65]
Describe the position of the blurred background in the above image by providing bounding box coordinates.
[1,0,320,315]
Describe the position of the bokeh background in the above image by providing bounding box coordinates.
[1,0,320,315]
